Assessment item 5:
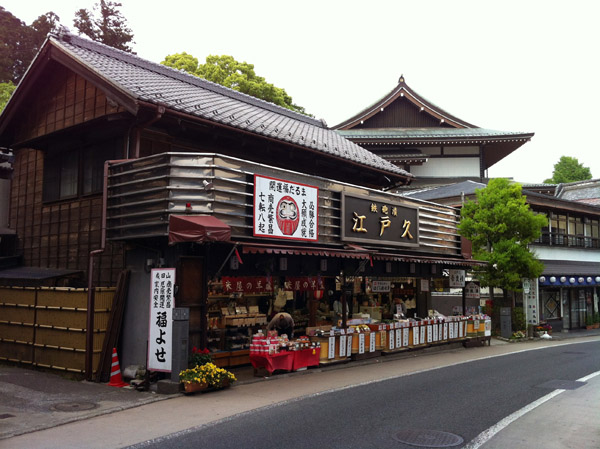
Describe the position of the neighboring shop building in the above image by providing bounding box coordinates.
[0,32,482,375]
[406,180,600,331]
[334,76,534,188]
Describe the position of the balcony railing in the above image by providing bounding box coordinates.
[535,231,600,249]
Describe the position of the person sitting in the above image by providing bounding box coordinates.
[267,312,295,338]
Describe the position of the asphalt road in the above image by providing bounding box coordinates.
[130,340,600,449]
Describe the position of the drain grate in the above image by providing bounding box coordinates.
[50,402,97,412]
[537,379,586,390]
[393,429,464,447]
[0,414,15,419]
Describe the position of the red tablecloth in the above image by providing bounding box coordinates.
[292,348,320,371]
[250,348,320,374]
[250,352,294,374]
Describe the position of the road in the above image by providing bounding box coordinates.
[128,340,600,449]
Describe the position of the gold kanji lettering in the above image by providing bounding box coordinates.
[379,216,391,236]
[370,203,378,213]
[352,212,368,233]
[402,220,413,239]
[391,207,398,217]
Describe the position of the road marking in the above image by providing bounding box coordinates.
[463,370,600,449]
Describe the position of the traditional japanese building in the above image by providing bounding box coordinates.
[0,32,482,378]
[334,76,534,188]
[405,180,600,331]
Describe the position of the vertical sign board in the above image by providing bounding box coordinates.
[253,174,318,242]
[148,268,175,372]
[523,278,539,325]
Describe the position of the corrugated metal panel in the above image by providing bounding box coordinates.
[106,153,462,256]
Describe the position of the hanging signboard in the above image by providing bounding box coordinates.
[253,174,318,242]
[465,282,481,299]
[341,193,419,247]
[371,280,391,293]
[449,269,466,288]
[148,268,175,372]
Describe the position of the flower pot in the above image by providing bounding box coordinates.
[183,382,208,394]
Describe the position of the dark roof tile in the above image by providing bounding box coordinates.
[53,32,410,178]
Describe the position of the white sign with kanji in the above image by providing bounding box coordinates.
[449,269,466,288]
[148,268,175,372]
[253,174,318,241]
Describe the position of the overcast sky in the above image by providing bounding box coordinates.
[4,0,599,184]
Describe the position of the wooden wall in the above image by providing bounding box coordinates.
[354,97,454,129]
[10,148,123,286]
[13,62,124,144]
[0,287,114,374]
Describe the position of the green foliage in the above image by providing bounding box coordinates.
[0,81,16,112]
[0,7,59,83]
[162,53,310,115]
[512,307,526,332]
[544,156,592,184]
[73,0,134,52]
[458,178,547,291]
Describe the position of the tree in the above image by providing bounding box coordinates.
[74,0,134,52]
[161,53,309,115]
[544,156,592,184]
[458,178,547,304]
[0,7,60,84]
[0,81,16,112]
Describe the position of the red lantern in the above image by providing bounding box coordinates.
[314,290,324,300]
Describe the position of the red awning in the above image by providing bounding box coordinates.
[242,243,371,259]
[168,215,231,244]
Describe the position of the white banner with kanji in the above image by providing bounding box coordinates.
[148,268,175,372]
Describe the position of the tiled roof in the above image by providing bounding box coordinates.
[52,32,411,178]
[337,127,533,141]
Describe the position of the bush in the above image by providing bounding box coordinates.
[512,307,526,332]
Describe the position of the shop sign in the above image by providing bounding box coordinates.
[341,193,419,248]
[222,276,273,293]
[465,282,480,299]
[371,280,391,293]
[283,276,324,292]
[448,269,466,288]
[148,268,175,372]
[523,278,539,325]
[253,174,318,242]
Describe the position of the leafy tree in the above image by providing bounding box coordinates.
[0,81,16,112]
[74,0,134,52]
[162,53,309,115]
[0,7,60,84]
[458,178,547,304]
[544,156,592,184]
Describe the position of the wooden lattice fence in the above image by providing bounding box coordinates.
[0,287,115,374]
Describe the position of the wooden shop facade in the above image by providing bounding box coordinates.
[0,32,482,376]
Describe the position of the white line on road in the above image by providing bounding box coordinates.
[462,370,600,449]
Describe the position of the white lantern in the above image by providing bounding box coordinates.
[550,276,556,283]
[587,277,592,283]
[569,277,576,284]
[578,277,584,284]
[596,276,600,283]
[539,276,546,283]
[560,277,567,283]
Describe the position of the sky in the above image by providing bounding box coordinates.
[3,0,600,184]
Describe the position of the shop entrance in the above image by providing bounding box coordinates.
[562,289,586,329]
[177,256,207,349]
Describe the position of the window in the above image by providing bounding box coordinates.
[43,139,120,202]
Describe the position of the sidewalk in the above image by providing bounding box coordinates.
[1,329,599,448]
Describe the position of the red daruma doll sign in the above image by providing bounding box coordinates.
[254,174,318,242]
[276,196,299,235]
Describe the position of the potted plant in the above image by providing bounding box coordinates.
[180,362,236,394]
[585,315,595,330]
[189,347,213,367]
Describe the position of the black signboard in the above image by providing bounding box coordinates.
[341,193,419,248]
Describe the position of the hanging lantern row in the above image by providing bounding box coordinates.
[538,275,600,286]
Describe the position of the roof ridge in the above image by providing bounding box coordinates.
[54,31,324,128]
